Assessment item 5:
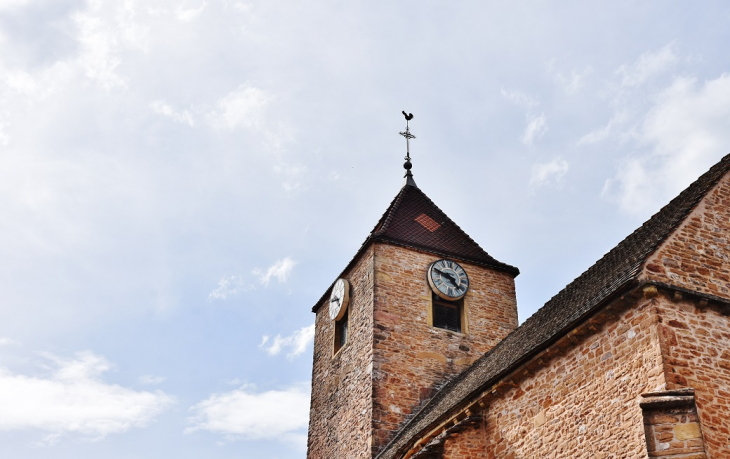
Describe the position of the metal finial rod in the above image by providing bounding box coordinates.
[401,125,415,160]
[399,111,416,187]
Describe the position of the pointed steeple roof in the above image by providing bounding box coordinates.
[312,182,518,312]
[370,182,519,274]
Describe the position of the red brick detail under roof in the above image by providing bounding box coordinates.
[370,185,518,274]
[414,213,440,232]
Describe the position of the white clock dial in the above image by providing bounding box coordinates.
[428,259,469,300]
[329,278,350,320]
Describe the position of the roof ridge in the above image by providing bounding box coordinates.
[533,152,730,318]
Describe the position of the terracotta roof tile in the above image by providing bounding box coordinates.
[414,214,440,232]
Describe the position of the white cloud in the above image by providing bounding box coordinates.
[0,337,18,346]
[150,101,195,126]
[253,257,297,287]
[548,63,594,94]
[617,44,678,88]
[177,2,208,22]
[0,121,8,146]
[0,0,149,110]
[501,89,538,110]
[0,0,28,11]
[208,275,256,300]
[209,85,272,131]
[138,375,165,385]
[579,44,682,149]
[603,74,730,215]
[530,157,569,189]
[186,383,310,446]
[503,89,548,145]
[209,258,297,300]
[573,45,730,215]
[232,2,252,13]
[0,351,174,443]
[71,1,150,89]
[577,111,629,146]
[274,161,308,194]
[521,114,548,145]
[2,63,74,104]
[259,324,314,359]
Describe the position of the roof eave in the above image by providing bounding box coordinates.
[372,235,520,276]
[311,236,519,313]
[310,236,375,313]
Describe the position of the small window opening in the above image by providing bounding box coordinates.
[334,308,349,353]
[432,294,462,333]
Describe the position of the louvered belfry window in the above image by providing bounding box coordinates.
[339,312,348,346]
[432,295,462,333]
[334,308,349,353]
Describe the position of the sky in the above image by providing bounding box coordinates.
[1,1,730,457]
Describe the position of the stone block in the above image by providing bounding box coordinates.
[416,351,448,363]
[533,411,546,427]
[674,422,702,440]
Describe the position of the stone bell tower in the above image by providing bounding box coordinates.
[306,116,519,458]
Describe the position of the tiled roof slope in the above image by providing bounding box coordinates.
[376,153,730,459]
[312,183,518,312]
[370,184,519,275]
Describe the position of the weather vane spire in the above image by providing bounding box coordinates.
[400,111,417,187]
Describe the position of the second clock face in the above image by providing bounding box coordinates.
[329,278,350,320]
[428,259,469,300]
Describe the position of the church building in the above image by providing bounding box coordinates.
[307,119,730,458]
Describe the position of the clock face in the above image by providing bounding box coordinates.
[428,259,469,300]
[329,278,350,320]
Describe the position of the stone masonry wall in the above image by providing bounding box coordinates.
[643,173,730,301]
[639,170,730,457]
[372,243,518,455]
[307,246,375,458]
[442,422,487,459]
[478,298,666,459]
[654,295,730,458]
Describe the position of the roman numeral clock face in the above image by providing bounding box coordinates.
[428,259,469,300]
[329,278,350,320]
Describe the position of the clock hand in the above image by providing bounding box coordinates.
[434,269,459,287]
[330,296,340,304]
[434,269,453,283]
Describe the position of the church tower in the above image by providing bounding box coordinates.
[306,117,519,458]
